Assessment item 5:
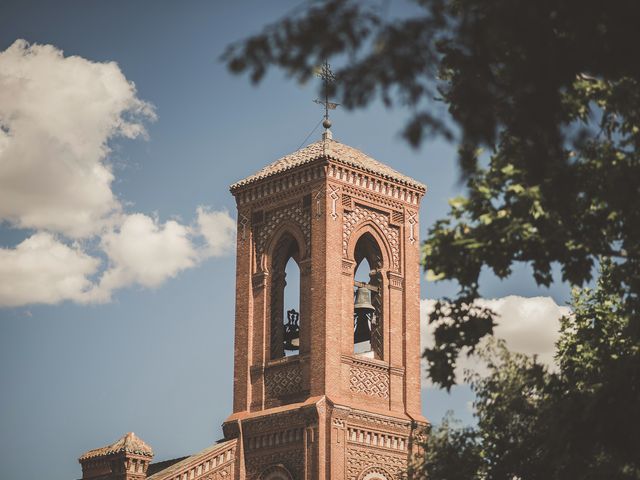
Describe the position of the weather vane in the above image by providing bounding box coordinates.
[314,59,339,132]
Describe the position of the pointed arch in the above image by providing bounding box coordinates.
[265,221,307,269]
[268,227,304,359]
[352,231,385,359]
[346,221,392,272]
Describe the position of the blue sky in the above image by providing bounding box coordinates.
[0,2,571,479]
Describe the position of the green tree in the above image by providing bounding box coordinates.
[408,413,483,480]
[223,0,640,389]
[412,340,551,480]
[411,266,640,479]
[549,263,640,478]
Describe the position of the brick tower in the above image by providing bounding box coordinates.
[223,130,427,480]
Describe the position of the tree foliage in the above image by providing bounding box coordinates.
[223,0,640,389]
[409,413,483,480]
[411,267,640,479]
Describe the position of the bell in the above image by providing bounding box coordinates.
[283,309,300,351]
[354,286,375,344]
[354,286,375,311]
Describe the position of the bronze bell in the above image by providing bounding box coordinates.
[354,286,375,311]
[354,286,375,344]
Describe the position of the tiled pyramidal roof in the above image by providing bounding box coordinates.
[79,432,153,460]
[230,138,425,191]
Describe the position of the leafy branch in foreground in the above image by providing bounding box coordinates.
[413,266,640,479]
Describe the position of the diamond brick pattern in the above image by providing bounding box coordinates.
[349,364,389,399]
[265,363,303,398]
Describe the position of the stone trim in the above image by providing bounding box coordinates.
[386,272,404,291]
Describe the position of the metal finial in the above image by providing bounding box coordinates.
[314,59,339,138]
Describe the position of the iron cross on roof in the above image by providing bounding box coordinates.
[314,60,339,130]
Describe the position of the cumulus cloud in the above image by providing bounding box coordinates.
[421,296,571,384]
[91,214,198,301]
[195,206,236,258]
[0,233,99,306]
[0,40,236,307]
[0,39,155,238]
[88,210,236,301]
[0,209,237,306]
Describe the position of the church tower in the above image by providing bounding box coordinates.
[223,129,427,480]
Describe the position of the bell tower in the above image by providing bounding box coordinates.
[223,131,427,480]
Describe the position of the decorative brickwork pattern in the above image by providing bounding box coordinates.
[329,185,340,220]
[239,214,249,241]
[343,205,400,271]
[347,410,412,435]
[241,407,316,436]
[342,184,408,212]
[346,446,407,480]
[255,202,310,266]
[407,212,417,244]
[349,360,390,399]
[347,427,408,452]
[246,427,304,452]
[245,448,305,480]
[264,362,303,398]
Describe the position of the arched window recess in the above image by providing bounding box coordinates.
[283,257,300,356]
[352,233,384,359]
[270,232,302,359]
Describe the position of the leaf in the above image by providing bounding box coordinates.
[426,269,446,282]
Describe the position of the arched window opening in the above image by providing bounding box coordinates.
[353,258,373,355]
[270,233,301,359]
[283,257,300,357]
[353,233,383,359]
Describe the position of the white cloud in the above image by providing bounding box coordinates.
[421,296,571,384]
[0,209,237,307]
[0,232,99,306]
[0,39,155,238]
[195,206,236,258]
[92,214,198,301]
[91,210,236,301]
[0,40,237,308]
[93,210,235,301]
